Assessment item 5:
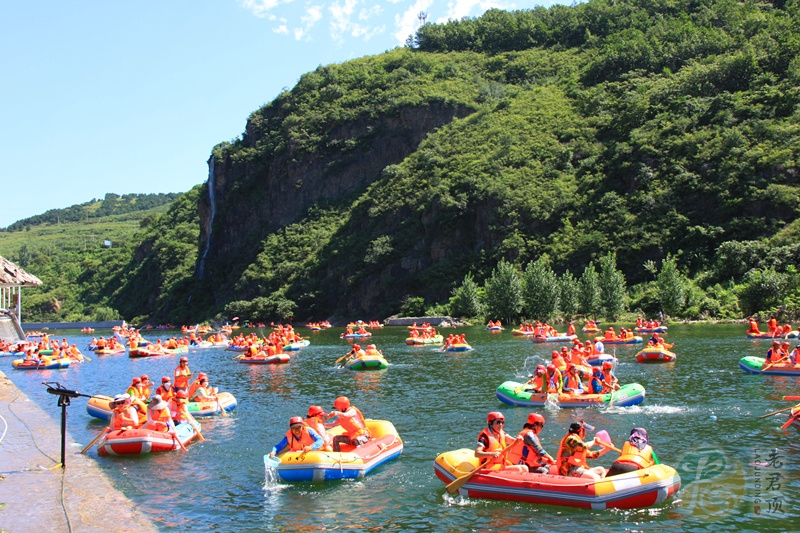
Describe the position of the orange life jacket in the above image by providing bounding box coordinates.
[174,365,191,389]
[284,426,318,451]
[557,433,589,475]
[506,429,546,469]
[478,427,510,470]
[336,407,370,439]
[614,441,655,469]
[112,405,139,429]
[156,385,174,402]
[146,407,172,432]
[305,417,333,449]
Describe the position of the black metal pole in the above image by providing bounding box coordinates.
[58,395,70,468]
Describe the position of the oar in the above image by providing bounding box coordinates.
[781,415,797,429]
[594,436,623,454]
[186,413,206,441]
[81,353,92,362]
[170,428,188,451]
[216,397,228,417]
[784,396,800,401]
[762,355,790,372]
[445,441,516,494]
[81,427,110,454]
[335,352,353,365]
[760,406,796,418]
[513,380,533,395]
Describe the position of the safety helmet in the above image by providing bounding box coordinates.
[593,367,602,375]
[561,346,568,352]
[140,374,149,382]
[161,376,171,383]
[198,372,208,381]
[176,390,188,399]
[602,361,613,370]
[773,341,780,346]
[180,357,188,363]
[566,363,576,371]
[131,377,141,384]
[289,416,305,427]
[333,396,350,411]
[547,364,556,373]
[487,411,505,424]
[653,333,659,338]
[308,405,325,417]
[551,351,559,358]
[527,413,545,426]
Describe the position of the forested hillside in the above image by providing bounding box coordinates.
[9,0,800,324]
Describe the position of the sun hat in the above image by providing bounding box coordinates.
[148,395,168,410]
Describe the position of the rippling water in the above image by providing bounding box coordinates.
[6,324,799,532]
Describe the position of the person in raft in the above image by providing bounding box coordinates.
[521,365,546,393]
[589,368,604,394]
[606,428,657,476]
[174,357,192,392]
[507,413,556,474]
[305,406,334,451]
[328,396,372,451]
[556,421,610,480]
[110,394,140,430]
[145,395,174,432]
[790,343,800,364]
[475,412,528,473]
[267,416,324,458]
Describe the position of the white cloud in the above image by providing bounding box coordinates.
[440,0,510,22]
[293,6,323,40]
[274,24,290,33]
[359,4,382,20]
[329,0,385,42]
[393,0,433,44]
[240,0,282,18]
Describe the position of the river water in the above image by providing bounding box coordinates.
[5,324,798,532]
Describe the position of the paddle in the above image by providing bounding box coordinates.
[594,430,622,453]
[445,441,516,494]
[759,405,796,418]
[784,396,800,401]
[335,351,354,365]
[216,397,228,417]
[780,415,796,430]
[186,413,206,441]
[762,355,790,372]
[514,379,535,395]
[81,427,110,454]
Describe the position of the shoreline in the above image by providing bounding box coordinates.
[0,370,159,533]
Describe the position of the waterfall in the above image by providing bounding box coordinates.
[197,155,216,279]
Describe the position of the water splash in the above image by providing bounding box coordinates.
[197,155,217,279]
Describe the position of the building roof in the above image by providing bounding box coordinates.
[0,256,43,287]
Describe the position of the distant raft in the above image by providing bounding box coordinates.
[12,357,72,370]
[635,346,676,363]
[97,421,198,456]
[405,335,443,346]
[496,381,646,408]
[531,334,578,344]
[344,354,389,371]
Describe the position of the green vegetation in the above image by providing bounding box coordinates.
[6,0,800,325]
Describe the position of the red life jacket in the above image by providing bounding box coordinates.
[615,441,654,469]
[478,427,510,470]
[336,407,370,439]
[506,429,545,469]
[284,426,317,451]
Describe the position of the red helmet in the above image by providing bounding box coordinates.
[547,364,556,373]
[198,372,208,381]
[140,374,149,382]
[602,361,613,370]
[561,346,568,352]
[536,365,546,373]
[308,405,325,417]
[289,416,305,427]
[161,376,171,383]
[333,396,350,411]
[551,351,559,358]
[180,357,188,363]
[176,390,188,399]
[653,333,659,338]
[566,363,576,371]
[131,377,141,384]
[527,413,545,426]
[487,411,505,424]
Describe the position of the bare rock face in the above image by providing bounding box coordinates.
[197,102,472,306]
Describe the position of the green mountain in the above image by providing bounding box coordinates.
[9,0,800,324]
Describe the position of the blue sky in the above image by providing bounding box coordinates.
[0,0,565,228]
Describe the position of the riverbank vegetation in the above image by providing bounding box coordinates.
[2,0,799,325]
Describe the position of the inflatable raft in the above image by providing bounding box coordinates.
[531,334,578,344]
[585,353,617,367]
[582,326,601,335]
[236,354,290,365]
[511,329,536,337]
[738,356,800,376]
[129,347,174,357]
[496,381,645,408]
[283,339,310,351]
[341,332,372,339]
[97,421,198,456]
[12,357,72,370]
[269,419,402,482]
[635,347,676,363]
[434,449,680,510]
[746,332,783,340]
[94,346,126,356]
[86,392,237,420]
[442,343,473,352]
[344,354,389,370]
[595,336,643,345]
[634,326,667,334]
[405,335,443,345]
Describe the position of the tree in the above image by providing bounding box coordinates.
[598,252,626,320]
[738,268,787,316]
[579,263,601,318]
[559,269,580,320]
[484,259,523,324]
[656,254,686,317]
[522,256,559,321]
[450,272,484,317]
